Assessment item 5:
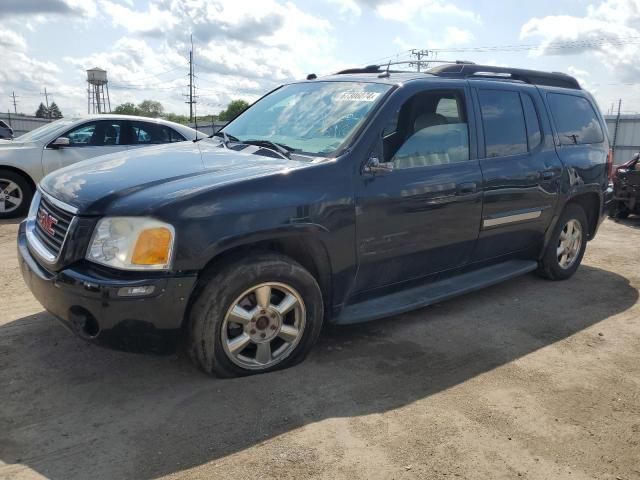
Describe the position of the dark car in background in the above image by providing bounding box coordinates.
[0,120,13,140]
[609,152,640,218]
[18,63,612,377]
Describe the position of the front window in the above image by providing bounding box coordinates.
[221,81,392,157]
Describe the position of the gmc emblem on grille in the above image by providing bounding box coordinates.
[37,209,58,236]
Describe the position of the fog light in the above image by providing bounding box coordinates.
[117,285,156,297]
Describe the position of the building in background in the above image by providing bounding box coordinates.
[605,114,640,165]
[0,113,51,137]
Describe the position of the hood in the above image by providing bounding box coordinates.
[0,139,35,149]
[40,140,309,214]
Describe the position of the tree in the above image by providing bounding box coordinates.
[49,102,63,119]
[218,99,249,121]
[137,100,164,118]
[113,102,139,115]
[35,103,48,118]
[163,112,190,125]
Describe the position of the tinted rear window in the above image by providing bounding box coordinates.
[547,93,604,145]
[479,89,527,157]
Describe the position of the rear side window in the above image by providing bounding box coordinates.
[479,89,527,158]
[521,93,542,150]
[130,121,184,144]
[547,93,604,145]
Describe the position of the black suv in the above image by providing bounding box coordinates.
[18,63,613,377]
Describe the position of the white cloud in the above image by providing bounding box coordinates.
[520,0,640,81]
[327,0,363,17]
[0,27,84,116]
[0,0,96,19]
[372,0,480,23]
[58,0,338,114]
[442,26,474,46]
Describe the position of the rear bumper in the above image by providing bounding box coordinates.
[18,221,198,353]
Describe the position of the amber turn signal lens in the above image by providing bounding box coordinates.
[131,227,172,265]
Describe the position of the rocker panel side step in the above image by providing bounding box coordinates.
[335,260,538,325]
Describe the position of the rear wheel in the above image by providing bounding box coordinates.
[537,203,588,280]
[187,253,323,377]
[0,170,33,219]
[615,207,630,219]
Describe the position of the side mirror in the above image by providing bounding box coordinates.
[363,156,394,175]
[50,137,70,148]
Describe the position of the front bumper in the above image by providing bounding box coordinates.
[18,221,198,353]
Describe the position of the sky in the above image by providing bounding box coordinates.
[1,0,640,118]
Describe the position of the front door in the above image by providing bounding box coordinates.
[42,119,128,175]
[354,83,483,293]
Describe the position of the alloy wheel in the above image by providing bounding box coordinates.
[556,219,583,269]
[221,282,306,370]
[0,179,23,214]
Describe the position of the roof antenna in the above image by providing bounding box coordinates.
[378,60,391,78]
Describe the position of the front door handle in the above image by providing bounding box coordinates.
[456,182,477,195]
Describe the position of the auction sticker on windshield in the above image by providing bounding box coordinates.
[335,91,381,102]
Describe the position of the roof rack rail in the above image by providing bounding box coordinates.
[336,60,474,75]
[427,64,581,89]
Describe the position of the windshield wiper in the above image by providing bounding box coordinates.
[242,139,294,159]
[208,133,294,159]
[209,131,240,146]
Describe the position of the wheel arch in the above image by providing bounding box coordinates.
[566,191,602,239]
[183,229,333,329]
[0,165,36,192]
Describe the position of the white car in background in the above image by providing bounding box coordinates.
[0,114,204,218]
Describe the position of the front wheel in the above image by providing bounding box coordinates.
[0,170,33,219]
[187,253,324,377]
[537,203,588,280]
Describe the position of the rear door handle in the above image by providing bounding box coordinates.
[456,182,477,195]
[540,170,555,180]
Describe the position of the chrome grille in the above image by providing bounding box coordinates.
[33,195,75,259]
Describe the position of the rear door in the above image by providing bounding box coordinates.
[354,81,483,293]
[42,119,127,175]
[469,82,563,261]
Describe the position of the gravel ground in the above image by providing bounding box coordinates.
[0,217,639,480]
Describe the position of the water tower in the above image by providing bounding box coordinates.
[86,67,111,114]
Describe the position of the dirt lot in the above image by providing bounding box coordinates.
[0,217,639,480]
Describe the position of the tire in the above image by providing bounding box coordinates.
[537,203,588,281]
[615,208,630,219]
[0,170,33,219]
[187,253,324,377]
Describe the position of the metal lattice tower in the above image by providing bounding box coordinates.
[86,68,111,114]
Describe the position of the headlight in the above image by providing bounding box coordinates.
[86,217,175,270]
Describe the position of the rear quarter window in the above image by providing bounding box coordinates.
[547,93,604,145]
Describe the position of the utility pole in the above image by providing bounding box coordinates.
[184,35,196,123]
[42,87,51,120]
[612,98,622,159]
[409,49,430,72]
[10,91,18,114]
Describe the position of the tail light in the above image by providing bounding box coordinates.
[606,149,614,180]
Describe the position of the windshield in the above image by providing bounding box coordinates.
[16,118,76,143]
[221,81,392,156]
